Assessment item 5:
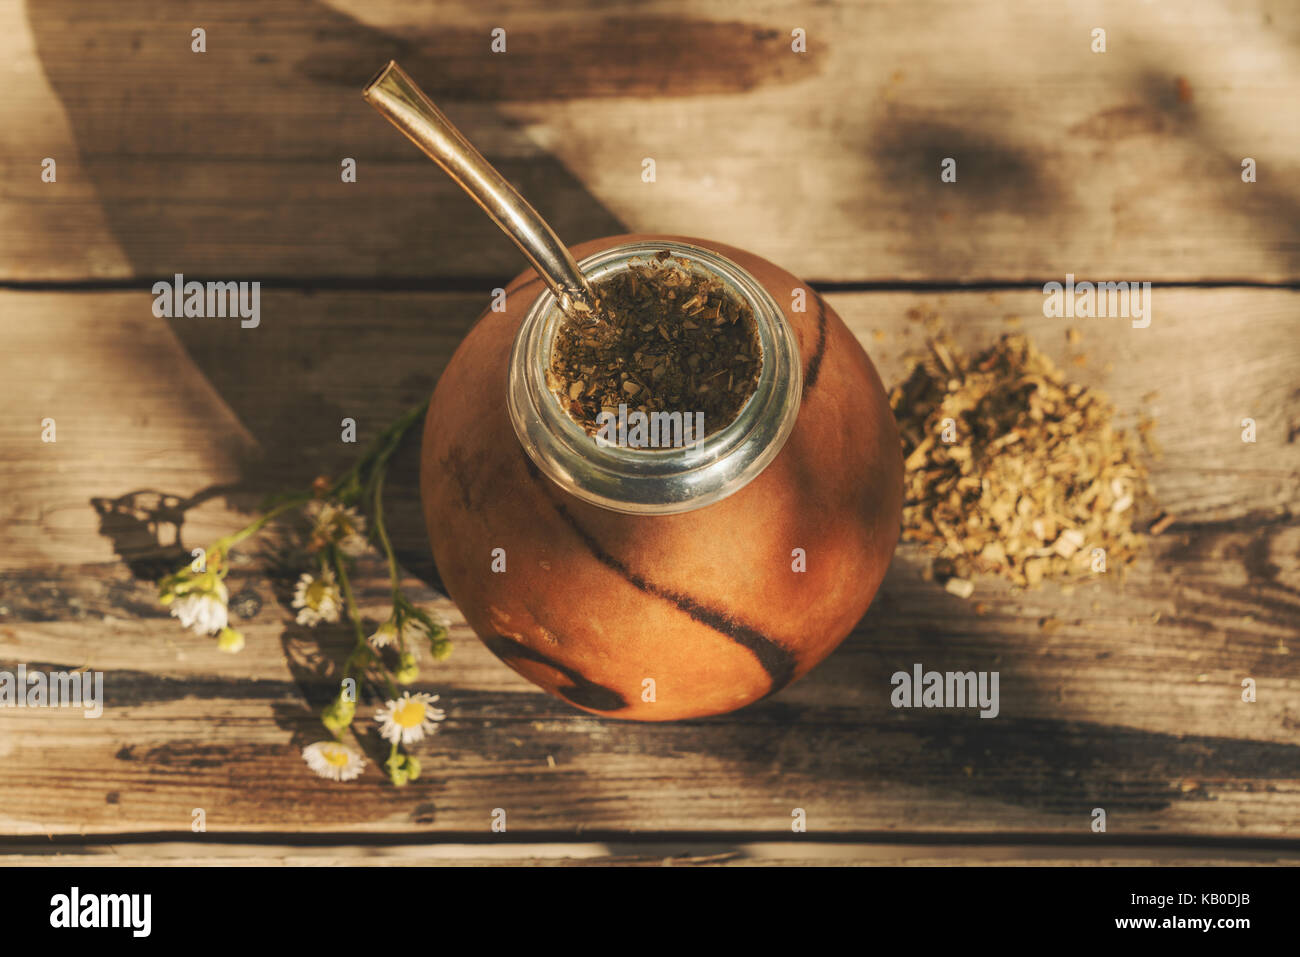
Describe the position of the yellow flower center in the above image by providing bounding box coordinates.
[306,581,328,607]
[393,699,427,728]
[322,747,350,767]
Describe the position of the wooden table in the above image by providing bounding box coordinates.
[1,0,1297,865]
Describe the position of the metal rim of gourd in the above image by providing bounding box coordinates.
[507,240,803,515]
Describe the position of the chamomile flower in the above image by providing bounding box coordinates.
[404,611,452,661]
[374,691,446,745]
[292,570,342,626]
[395,651,420,685]
[386,751,422,786]
[168,579,229,636]
[400,619,427,656]
[306,500,369,557]
[402,613,450,649]
[321,690,356,733]
[425,614,454,660]
[216,626,245,653]
[368,619,398,649]
[372,615,435,655]
[302,741,366,782]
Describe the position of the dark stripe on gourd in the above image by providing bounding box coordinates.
[482,632,627,712]
[509,282,820,695]
[545,498,798,691]
[802,292,829,392]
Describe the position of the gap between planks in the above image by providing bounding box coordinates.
[2,835,1300,867]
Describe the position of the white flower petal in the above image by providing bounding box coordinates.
[302,741,366,782]
[374,691,447,746]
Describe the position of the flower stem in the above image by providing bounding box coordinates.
[209,494,312,561]
[332,545,399,700]
[372,470,402,603]
[337,399,428,503]
[332,547,365,643]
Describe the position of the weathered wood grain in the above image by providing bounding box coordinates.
[3,840,1299,867]
[2,527,1298,838]
[3,286,1295,567]
[1,284,1296,838]
[2,0,1297,283]
[3,0,1298,854]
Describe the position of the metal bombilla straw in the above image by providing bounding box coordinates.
[362,61,601,322]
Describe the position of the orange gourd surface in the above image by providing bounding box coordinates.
[421,235,902,720]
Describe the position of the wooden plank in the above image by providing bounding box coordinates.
[0,288,479,569]
[2,0,1298,283]
[1,287,1296,837]
[2,286,1295,567]
[849,290,1300,523]
[1,533,1297,837]
[3,841,1299,867]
